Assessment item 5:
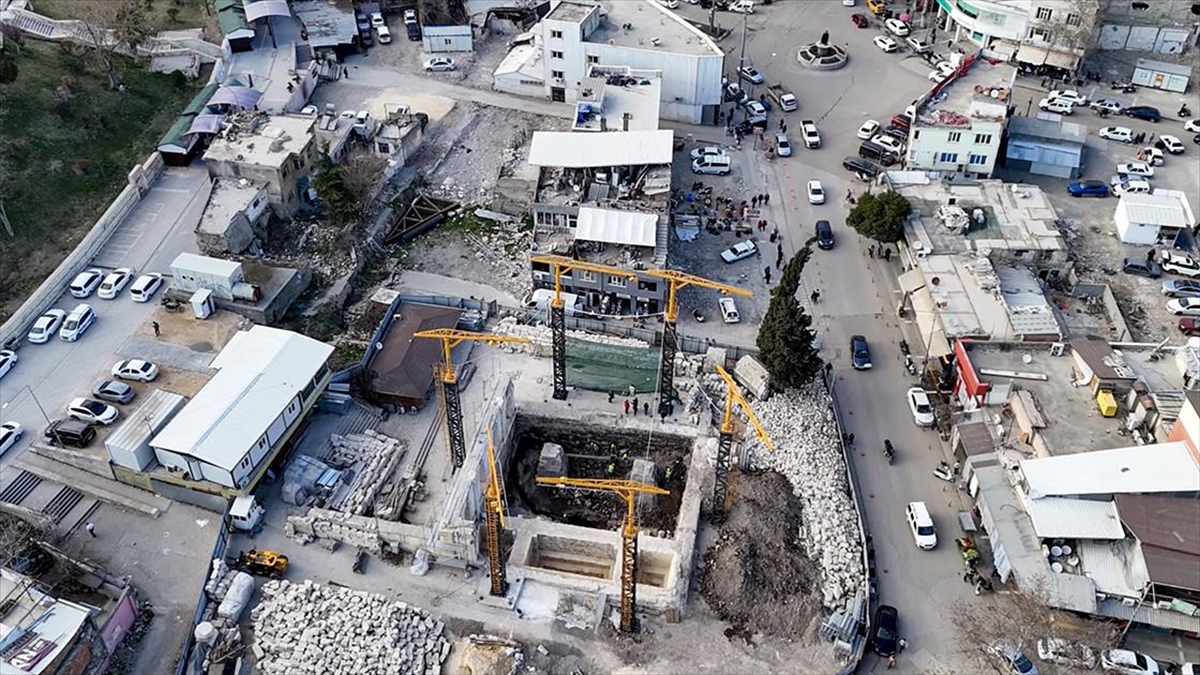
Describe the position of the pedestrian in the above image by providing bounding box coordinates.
[751,195,759,208]
[660,405,668,421]
[776,255,783,270]
[624,399,631,415]
[779,119,785,131]
[868,244,875,258]
[847,432,855,446]
[643,401,649,416]
[884,247,892,262]
[846,189,853,202]
[628,384,636,396]
[780,122,787,135]
[764,267,772,284]
[86,522,96,538]
[763,193,769,205]
[777,242,783,258]
[633,397,640,415]
[811,290,820,303]
[608,391,615,403]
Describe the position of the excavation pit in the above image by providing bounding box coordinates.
[526,534,616,580]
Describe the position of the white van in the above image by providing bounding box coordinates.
[59,304,96,342]
[905,501,937,550]
[719,297,740,323]
[1098,126,1134,143]
[692,154,731,175]
[376,25,392,43]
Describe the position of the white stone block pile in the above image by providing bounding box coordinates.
[325,431,407,516]
[286,507,381,550]
[250,579,451,675]
[204,557,235,601]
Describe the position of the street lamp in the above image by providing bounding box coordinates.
[1,384,52,427]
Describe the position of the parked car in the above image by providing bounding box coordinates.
[873,35,898,52]
[872,605,899,657]
[1037,637,1096,670]
[423,57,455,72]
[745,99,767,116]
[727,0,754,14]
[1186,119,1200,133]
[375,25,392,43]
[69,268,105,298]
[0,350,16,380]
[1180,317,1200,336]
[851,13,868,28]
[905,501,937,549]
[27,308,67,344]
[92,380,136,405]
[1122,258,1162,278]
[724,82,749,104]
[1038,98,1074,115]
[843,156,882,179]
[1068,180,1110,198]
[67,398,119,426]
[850,334,872,369]
[800,119,821,148]
[1167,298,1200,316]
[1100,649,1160,675]
[1110,177,1151,195]
[806,180,825,204]
[906,387,934,426]
[1124,106,1161,122]
[1098,126,1135,143]
[1163,279,1200,298]
[988,642,1040,675]
[816,220,835,249]
[97,267,135,300]
[884,17,910,36]
[403,8,417,24]
[112,359,160,382]
[1139,146,1165,166]
[690,146,727,161]
[775,133,792,157]
[43,419,96,449]
[129,273,165,302]
[718,297,740,323]
[857,119,880,139]
[59,304,96,342]
[870,134,905,155]
[0,421,22,457]
[1156,134,1185,154]
[720,240,757,263]
[1048,89,1087,106]
[737,64,765,84]
[905,35,932,52]
[1161,251,1200,278]
[882,125,908,141]
[369,11,384,27]
[656,0,680,8]
[1090,99,1123,114]
[693,154,732,175]
[1115,161,1154,177]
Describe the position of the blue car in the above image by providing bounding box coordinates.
[851,335,873,370]
[1123,105,1161,122]
[1067,180,1110,198]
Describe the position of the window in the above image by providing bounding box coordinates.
[947,131,962,143]
[1028,26,1050,41]
[1035,6,1052,20]
[551,50,564,59]
[1130,1,1149,10]
[939,152,959,163]
[969,153,988,165]
[551,70,564,79]
[608,275,627,288]
[912,130,921,139]
[974,133,993,145]
[1065,12,1081,26]
[586,55,599,64]
[580,270,597,283]
[550,29,564,39]
[637,280,658,293]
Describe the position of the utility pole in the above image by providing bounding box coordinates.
[738,10,748,72]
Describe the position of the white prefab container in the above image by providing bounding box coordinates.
[105,389,187,471]
[171,252,244,300]
[192,288,215,319]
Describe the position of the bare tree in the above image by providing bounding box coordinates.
[1027,0,1101,56]
[340,150,388,205]
[76,0,155,90]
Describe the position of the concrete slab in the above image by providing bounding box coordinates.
[115,334,218,373]
[92,166,210,270]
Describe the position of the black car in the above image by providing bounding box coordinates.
[816,220,835,250]
[843,156,882,178]
[851,335,873,370]
[92,380,136,404]
[1122,257,1162,278]
[873,605,899,657]
[883,125,909,142]
[1123,105,1161,122]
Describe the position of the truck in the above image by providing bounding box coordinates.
[800,119,821,148]
[766,84,798,112]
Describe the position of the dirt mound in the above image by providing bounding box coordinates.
[699,470,819,638]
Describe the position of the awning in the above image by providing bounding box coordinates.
[575,207,657,247]
[186,113,225,136]
[988,40,1019,60]
[1015,44,1049,66]
[209,86,263,110]
[910,284,953,357]
[1045,49,1079,71]
[243,0,291,22]
[528,130,675,168]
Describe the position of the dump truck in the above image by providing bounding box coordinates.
[766,84,798,113]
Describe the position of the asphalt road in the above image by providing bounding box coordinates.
[666,3,982,671]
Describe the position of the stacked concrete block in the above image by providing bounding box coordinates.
[489,316,650,359]
[286,507,381,551]
[327,430,407,516]
[204,557,236,601]
[250,579,452,675]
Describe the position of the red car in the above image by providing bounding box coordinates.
[1181,317,1200,336]
[851,13,868,28]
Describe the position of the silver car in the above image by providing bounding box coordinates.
[1162,279,1200,298]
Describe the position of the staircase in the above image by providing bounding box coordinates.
[654,218,670,267]
[43,486,84,524]
[0,471,42,506]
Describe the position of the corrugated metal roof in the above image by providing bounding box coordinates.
[1020,441,1200,498]
[1021,494,1125,540]
[1117,193,1190,228]
[1077,538,1149,598]
[1096,597,1200,632]
[105,389,187,455]
[1006,138,1083,168]
[151,327,333,471]
[527,130,675,168]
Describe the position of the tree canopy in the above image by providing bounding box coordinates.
[310,152,359,225]
[756,243,823,389]
[846,191,912,243]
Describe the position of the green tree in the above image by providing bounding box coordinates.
[311,152,359,225]
[756,243,823,389]
[0,52,17,85]
[846,191,912,244]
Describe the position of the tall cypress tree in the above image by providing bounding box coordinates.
[756,243,823,389]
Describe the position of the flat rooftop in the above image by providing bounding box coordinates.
[546,0,596,23]
[897,179,1067,256]
[199,178,264,235]
[586,0,722,57]
[920,57,1015,126]
[574,68,662,132]
[204,114,315,168]
[291,0,357,48]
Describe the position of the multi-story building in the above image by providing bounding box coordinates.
[203,113,319,218]
[493,0,724,124]
[932,0,1098,74]
[907,55,1014,179]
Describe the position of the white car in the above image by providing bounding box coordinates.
[720,240,757,263]
[1091,99,1123,114]
[129,273,165,302]
[1139,147,1165,166]
[1048,89,1087,107]
[745,100,767,117]
[369,11,384,27]
[1038,98,1074,115]
[806,180,825,204]
[0,421,23,457]
[906,501,937,550]
[884,18,910,36]
[928,69,948,82]
[857,120,880,140]
[1168,298,1200,316]
[690,146,728,161]
[1157,134,1185,154]
[870,134,905,155]
[905,35,933,52]
[1100,649,1160,675]
[403,9,417,24]
[1116,161,1154,177]
[906,387,934,427]
[1110,177,1151,195]
[1098,126,1135,143]
[67,398,119,426]
[656,0,680,10]
[27,308,67,344]
[0,350,16,380]
[1161,251,1200,278]
[873,35,898,53]
[775,133,792,157]
[718,297,740,324]
[800,120,821,148]
[1183,119,1199,133]
[1037,638,1096,670]
[727,0,754,14]
[97,267,135,300]
[423,57,455,72]
[69,268,105,298]
[112,359,160,382]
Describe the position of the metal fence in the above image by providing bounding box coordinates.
[175,514,232,675]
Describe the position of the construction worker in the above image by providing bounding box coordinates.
[606,460,616,476]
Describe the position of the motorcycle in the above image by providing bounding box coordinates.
[884,439,895,465]
[904,354,917,376]
[1110,80,1136,93]
[692,308,706,323]
[899,340,910,356]
[934,461,955,482]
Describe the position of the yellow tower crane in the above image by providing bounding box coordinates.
[535,476,669,633]
[484,426,508,597]
[711,363,773,522]
[413,329,531,469]
[529,255,637,401]
[643,269,752,416]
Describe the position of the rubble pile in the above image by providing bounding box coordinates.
[250,580,452,675]
[490,316,649,358]
[323,431,407,516]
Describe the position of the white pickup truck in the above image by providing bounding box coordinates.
[800,119,821,149]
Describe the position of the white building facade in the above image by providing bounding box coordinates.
[933,0,1097,72]
[907,57,1014,178]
